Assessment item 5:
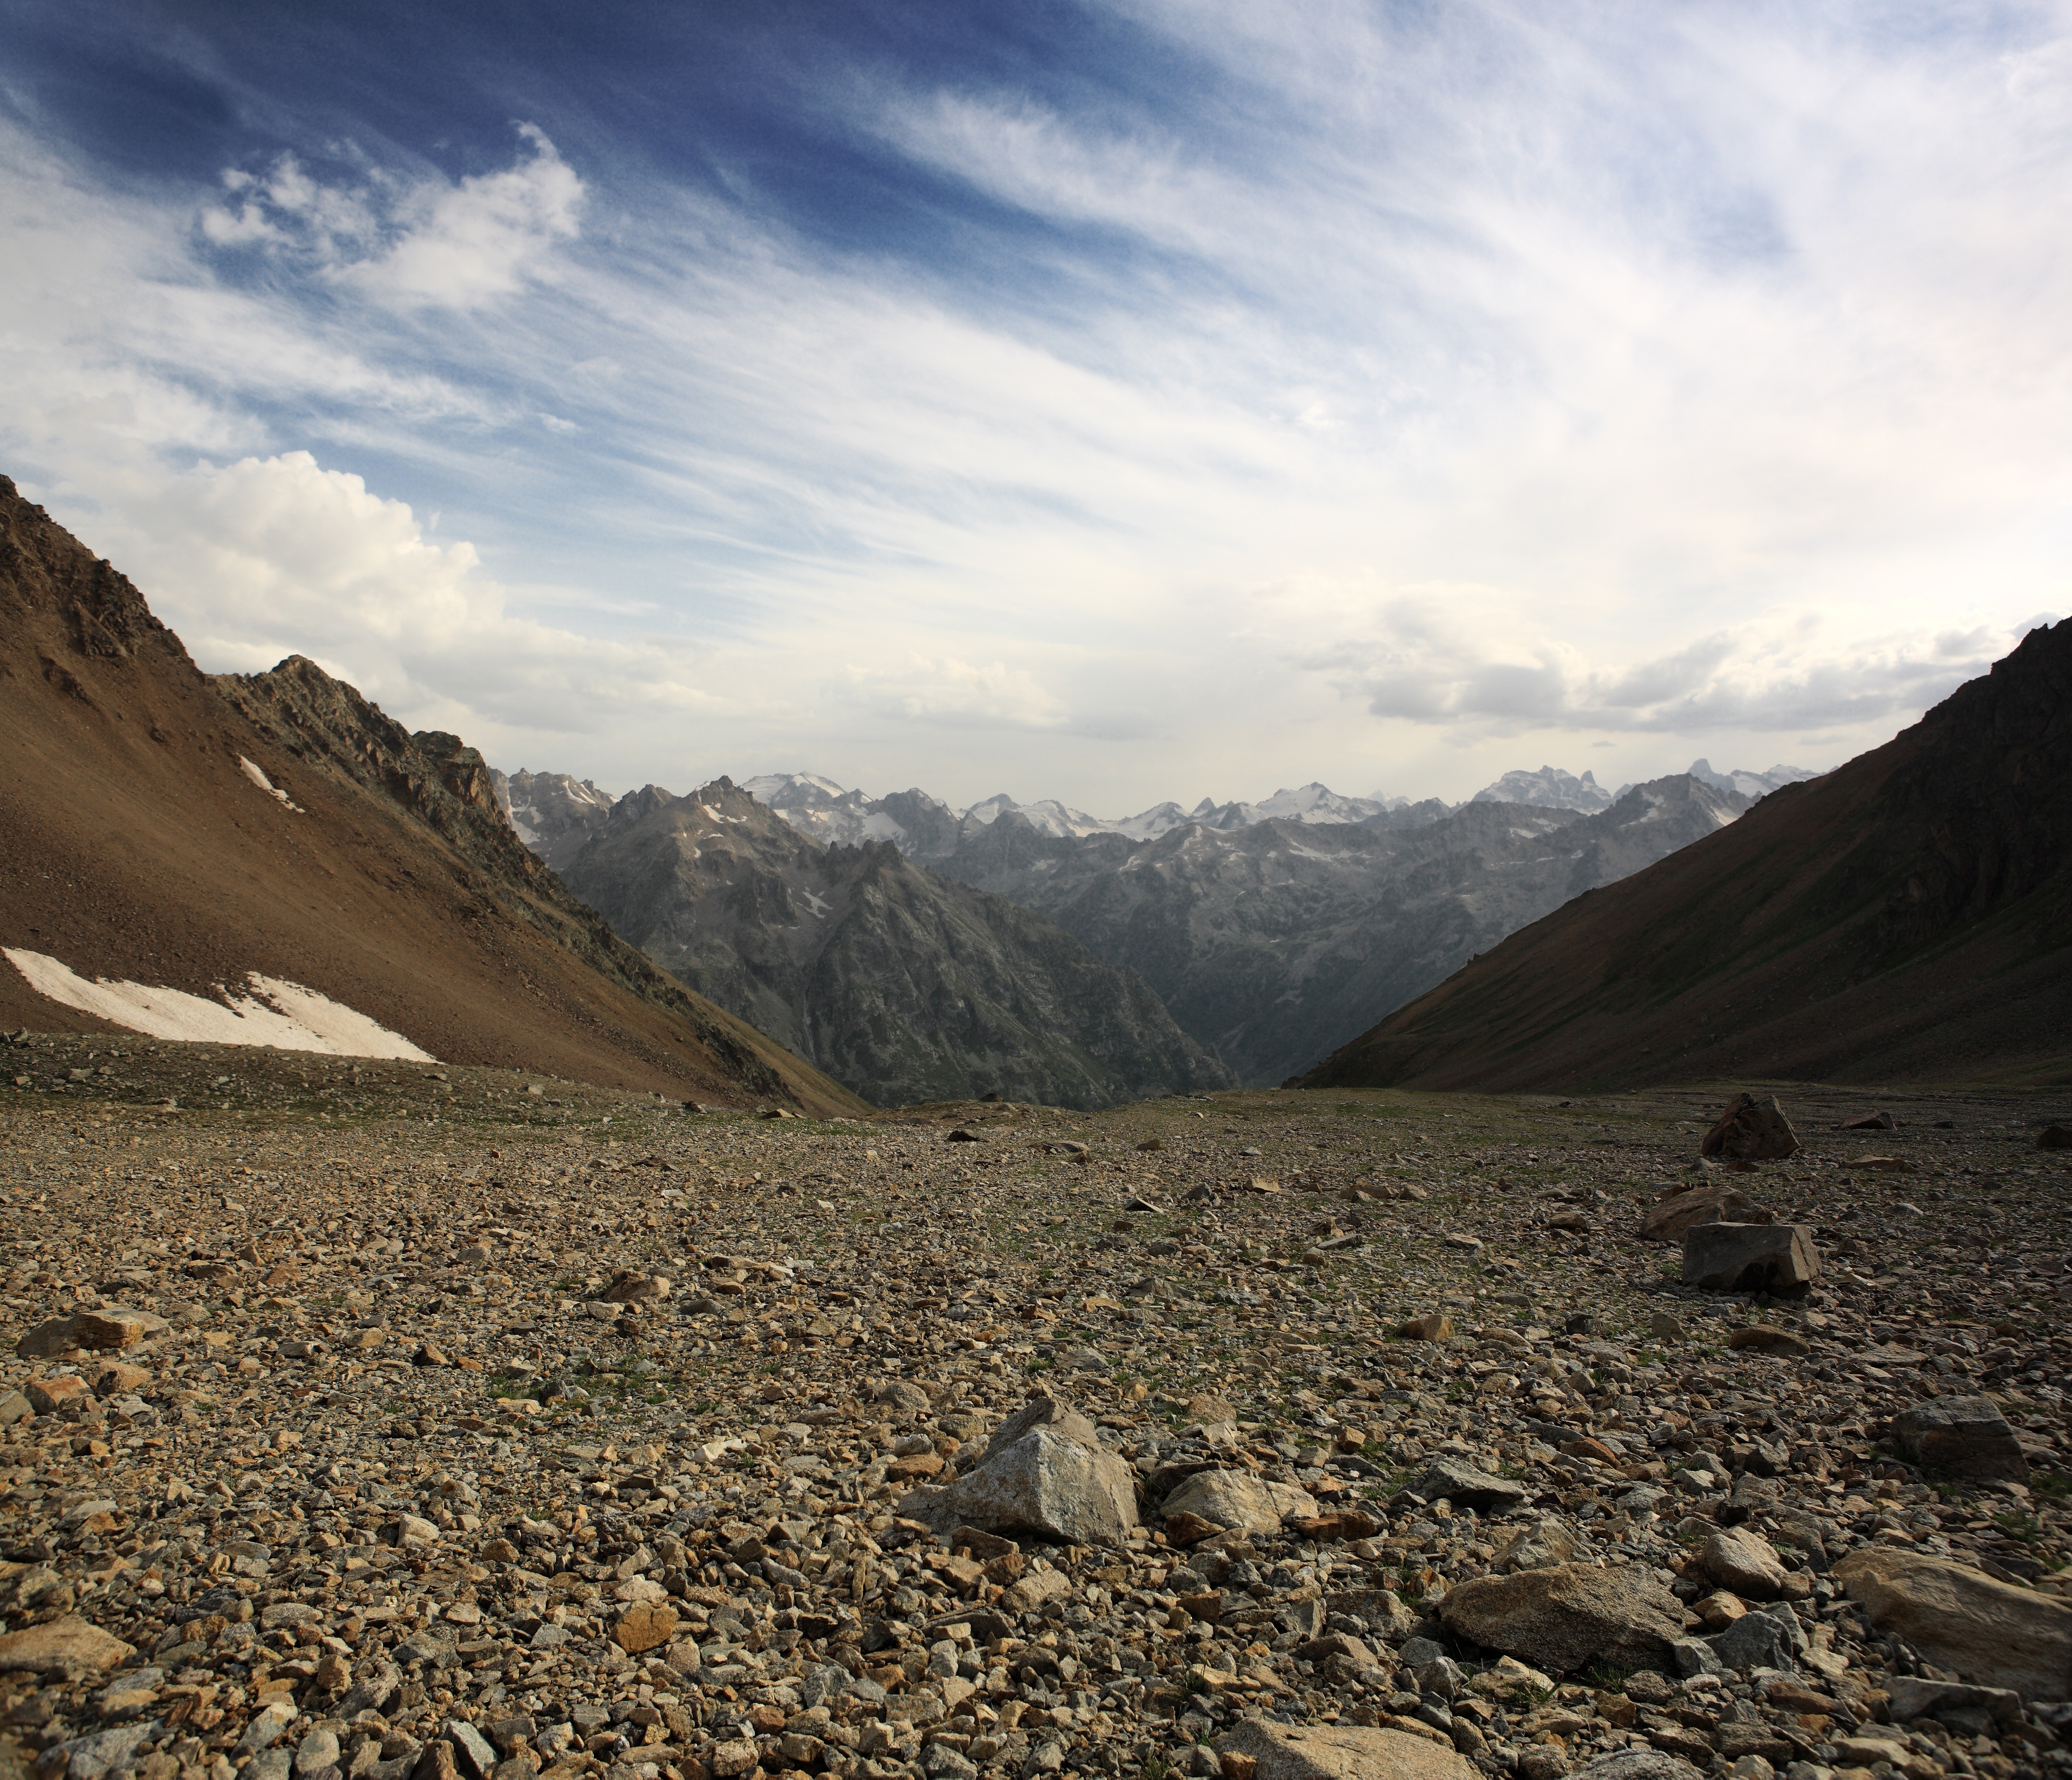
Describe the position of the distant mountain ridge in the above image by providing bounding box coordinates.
[551,777,1234,1109]
[494,758,1813,865]
[739,761,1812,851]
[927,774,1750,1085]
[1471,765,1619,812]
[739,774,1434,858]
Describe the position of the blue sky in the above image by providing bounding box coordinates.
[3,0,2067,812]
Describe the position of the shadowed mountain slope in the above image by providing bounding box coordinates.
[0,476,861,1114]
[555,778,1235,1109]
[1299,621,2072,1092]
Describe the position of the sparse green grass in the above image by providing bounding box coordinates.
[1994,1508,2041,1543]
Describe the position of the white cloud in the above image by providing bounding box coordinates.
[92,452,704,742]
[198,124,582,310]
[838,655,1069,730]
[1293,590,2031,737]
[352,125,583,309]
[2,13,2069,812]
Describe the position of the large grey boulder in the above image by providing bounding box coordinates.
[1403,1455,1528,1511]
[1700,1094,1800,1161]
[1161,1468,1319,1533]
[906,1393,1138,1547]
[1835,1547,2072,1702]
[1219,1717,1476,1780]
[1893,1396,2030,1481]
[1709,1603,1806,1672]
[1439,1563,1685,1676]
[1682,1221,1820,1296]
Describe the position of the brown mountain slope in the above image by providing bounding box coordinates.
[0,476,862,1114]
[1299,619,2072,1092]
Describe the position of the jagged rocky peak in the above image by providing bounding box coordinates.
[742,772,957,857]
[555,772,1233,1109]
[936,773,1751,1086]
[494,767,620,872]
[1472,760,1827,815]
[0,475,191,671]
[733,773,1429,856]
[1471,765,1618,812]
[1686,758,1823,800]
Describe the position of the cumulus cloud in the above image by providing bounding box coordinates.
[199,124,583,310]
[94,452,699,739]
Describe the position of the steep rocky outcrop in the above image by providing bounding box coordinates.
[0,475,859,1112]
[1298,620,2072,1091]
[553,779,1234,1109]
[932,776,1749,1085]
[212,659,848,1110]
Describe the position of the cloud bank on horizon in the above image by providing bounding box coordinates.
[1,0,2066,812]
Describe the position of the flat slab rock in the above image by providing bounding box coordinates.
[1638,1183,1770,1243]
[1570,1754,1707,1780]
[1403,1455,1527,1510]
[1836,1546,2072,1702]
[15,1307,167,1358]
[1439,1563,1685,1676]
[1219,1717,1477,1780]
[0,1616,135,1672]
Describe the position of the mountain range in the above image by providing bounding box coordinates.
[15,453,2054,1111]
[1301,619,2072,1091]
[927,775,1750,1085]
[0,477,859,1115]
[542,778,1232,1108]
[504,756,1811,866]
[501,759,1753,1087]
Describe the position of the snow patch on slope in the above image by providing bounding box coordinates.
[4,949,433,1059]
[239,756,303,813]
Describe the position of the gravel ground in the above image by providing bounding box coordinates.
[3,1033,2071,1780]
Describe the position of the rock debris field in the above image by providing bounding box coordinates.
[4,1034,2072,1780]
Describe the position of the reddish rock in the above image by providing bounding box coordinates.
[1639,1183,1770,1242]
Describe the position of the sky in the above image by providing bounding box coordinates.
[2,0,2068,816]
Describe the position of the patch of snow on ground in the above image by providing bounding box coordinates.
[3,949,433,1059]
[238,756,304,813]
